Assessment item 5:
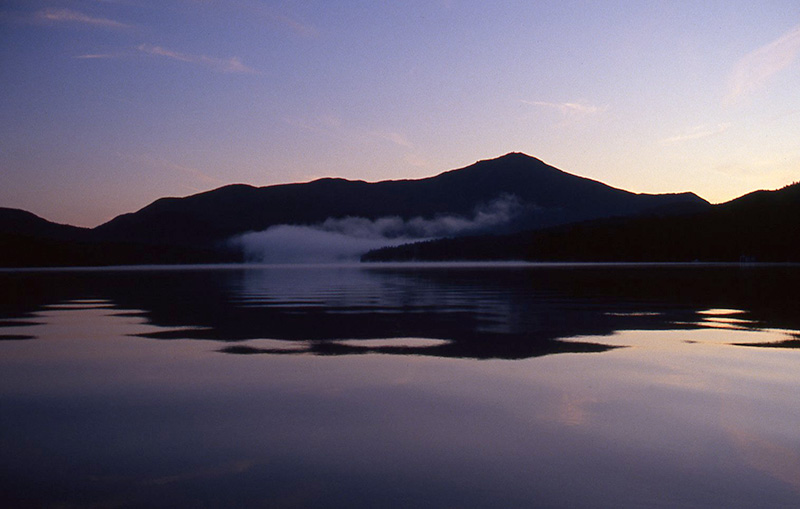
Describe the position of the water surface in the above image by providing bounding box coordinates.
[1,264,799,507]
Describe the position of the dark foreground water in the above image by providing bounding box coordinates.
[1,263,800,508]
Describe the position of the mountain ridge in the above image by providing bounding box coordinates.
[0,207,90,240]
[92,152,709,247]
[0,152,725,267]
[363,182,800,263]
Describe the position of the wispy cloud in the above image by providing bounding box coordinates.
[165,161,224,187]
[522,100,608,115]
[284,115,348,143]
[36,8,129,29]
[240,1,318,37]
[285,114,426,175]
[404,153,435,171]
[725,24,800,105]
[286,115,414,149]
[266,10,317,37]
[370,131,413,149]
[74,53,123,60]
[126,153,225,192]
[193,0,318,38]
[137,44,258,74]
[660,123,731,144]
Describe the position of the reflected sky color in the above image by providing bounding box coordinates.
[2,265,800,506]
[2,1,800,226]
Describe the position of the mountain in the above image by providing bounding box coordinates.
[0,207,236,267]
[363,182,800,263]
[0,208,90,267]
[1,153,710,267]
[0,207,88,240]
[93,153,707,247]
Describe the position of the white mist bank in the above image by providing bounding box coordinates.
[230,195,522,263]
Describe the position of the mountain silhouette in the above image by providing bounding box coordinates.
[0,208,93,267]
[2,153,712,267]
[0,207,232,267]
[0,208,88,240]
[363,182,800,263]
[93,152,706,245]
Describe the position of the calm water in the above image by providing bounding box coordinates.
[1,263,800,508]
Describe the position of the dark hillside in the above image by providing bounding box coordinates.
[363,183,800,263]
[0,207,89,240]
[1,154,713,266]
[93,153,708,247]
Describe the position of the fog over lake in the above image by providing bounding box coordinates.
[2,263,800,507]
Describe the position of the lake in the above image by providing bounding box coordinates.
[1,263,800,507]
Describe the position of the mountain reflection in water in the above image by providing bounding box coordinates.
[2,264,799,358]
[3,264,800,508]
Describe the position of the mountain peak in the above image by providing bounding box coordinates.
[497,151,537,160]
[478,152,543,165]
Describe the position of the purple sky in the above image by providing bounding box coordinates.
[2,1,800,227]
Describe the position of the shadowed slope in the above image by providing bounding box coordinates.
[93,153,708,247]
[363,182,800,262]
[2,153,710,266]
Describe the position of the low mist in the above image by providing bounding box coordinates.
[230,195,523,263]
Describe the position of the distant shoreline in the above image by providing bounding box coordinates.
[4,260,800,273]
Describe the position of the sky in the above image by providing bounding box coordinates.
[1,0,800,227]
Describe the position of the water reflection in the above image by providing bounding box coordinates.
[2,265,800,507]
[2,264,800,358]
